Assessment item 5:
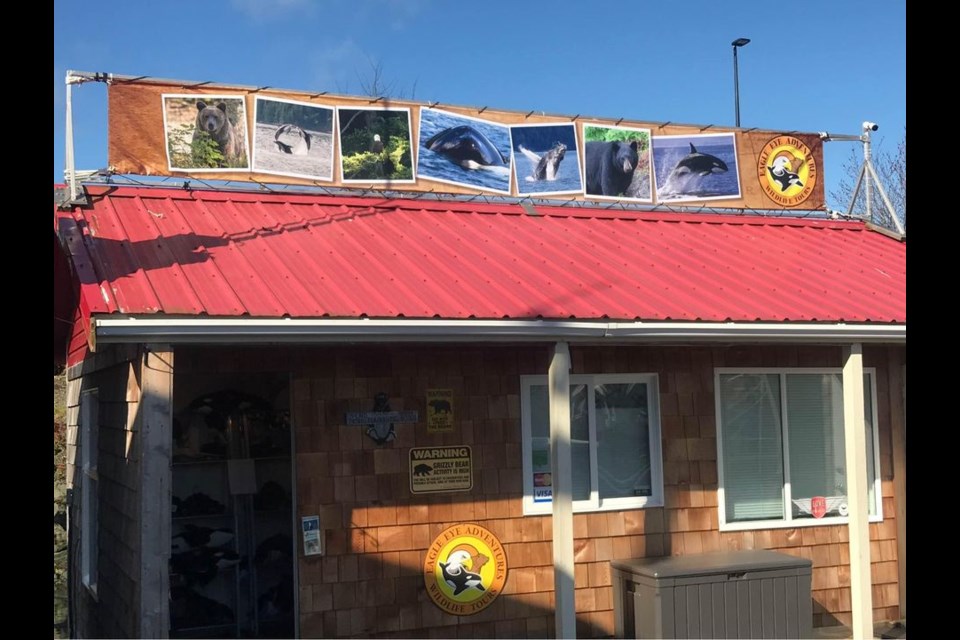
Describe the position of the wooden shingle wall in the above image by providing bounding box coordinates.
[66,346,143,639]
[183,343,904,638]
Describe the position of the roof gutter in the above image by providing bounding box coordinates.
[92,318,906,346]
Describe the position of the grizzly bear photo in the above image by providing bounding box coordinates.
[194,101,242,166]
[163,94,250,171]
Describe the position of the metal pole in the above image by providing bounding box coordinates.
[65,74,77,202]
[733,46,741,127]
[863,127,873,223]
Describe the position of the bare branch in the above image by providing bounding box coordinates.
[352,56,414,100]
[829,127,906,231]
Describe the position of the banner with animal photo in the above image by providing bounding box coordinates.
[108,80,825,210]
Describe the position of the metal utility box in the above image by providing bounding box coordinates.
[611,550,812,639]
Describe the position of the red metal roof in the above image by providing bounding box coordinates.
[54,185,906,325]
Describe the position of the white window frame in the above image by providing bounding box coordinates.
[715,367,884,531]
[520,373,664,516]
[80,389,99,597]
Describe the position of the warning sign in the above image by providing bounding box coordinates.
[410,446,473,494]
[426,389,454,432]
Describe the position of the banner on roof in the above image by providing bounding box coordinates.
[108,81,824,210]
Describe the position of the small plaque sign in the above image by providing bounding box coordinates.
[302,515,322,556]
[345,410,419,425]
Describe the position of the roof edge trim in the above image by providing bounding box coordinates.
[93,318,906,345]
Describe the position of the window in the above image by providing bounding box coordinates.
[521,374,663,515]
[715,369,882,530]
[80,389,99,595]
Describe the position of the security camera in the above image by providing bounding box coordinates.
[863,121,879,132]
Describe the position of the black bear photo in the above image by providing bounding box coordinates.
[582,125,653,201]
[585,140,639,197]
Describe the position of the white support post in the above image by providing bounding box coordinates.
[549,342,576,639]
[890,357,906,618]
[139,345,174,638]
[65,74,77,202]
[843,344,874,639]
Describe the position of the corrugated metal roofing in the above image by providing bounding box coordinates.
[54,186,906,324]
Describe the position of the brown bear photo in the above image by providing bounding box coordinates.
[163,94,250,172]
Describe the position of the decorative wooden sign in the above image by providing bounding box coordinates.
[344,392,418,445]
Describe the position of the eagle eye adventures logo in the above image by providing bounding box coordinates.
[757,136,818,207]
[423,523,508,615]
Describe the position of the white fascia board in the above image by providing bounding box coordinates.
[92,317,906,345]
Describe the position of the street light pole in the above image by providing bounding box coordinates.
[732,38,750,127]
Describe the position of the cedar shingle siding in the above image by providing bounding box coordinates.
[178,343,903,638]
[67,346,142,638]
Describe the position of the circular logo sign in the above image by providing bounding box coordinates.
[757,136,818,207]
[423,523,508,616]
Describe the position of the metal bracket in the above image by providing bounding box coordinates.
[56,184,88,209]
[520,201,540,217]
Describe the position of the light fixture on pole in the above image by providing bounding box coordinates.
[731,38,750,127]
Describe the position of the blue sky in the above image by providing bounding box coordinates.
[53,0,905,210]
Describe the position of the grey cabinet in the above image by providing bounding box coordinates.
[611,550,812,639]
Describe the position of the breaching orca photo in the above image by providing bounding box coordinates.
[651,133,742,202]
[417,108,513,194]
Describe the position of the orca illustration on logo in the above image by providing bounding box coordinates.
[767,154,804,192]
[439,548,487,596]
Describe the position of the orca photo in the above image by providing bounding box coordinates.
[252,97,335,181]
[509,123,582,196]
[418,108,513,194]
[337,107,415,183]
[651,133,741,202]
[582,124,653,202]
[162,94,250,172]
